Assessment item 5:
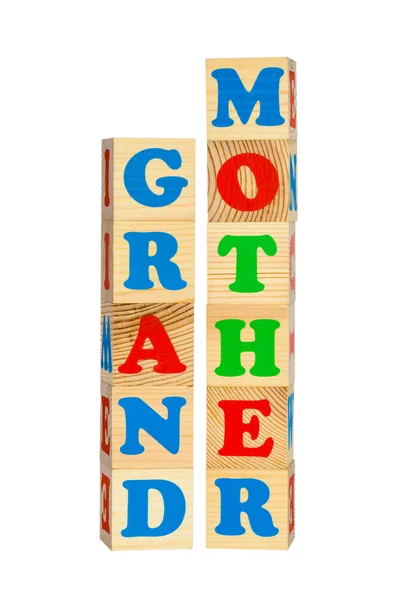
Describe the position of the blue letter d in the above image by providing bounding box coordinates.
[121,479,186,537]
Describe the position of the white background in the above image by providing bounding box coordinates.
[1,1,399,598]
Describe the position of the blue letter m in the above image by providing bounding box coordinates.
[211,67,285,128]
[118,396,186,455]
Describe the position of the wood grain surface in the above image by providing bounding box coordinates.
[100,464,193,550]
[207,385,294,470]
[208,139,297,222]
[208,222,295,303]
[206,57,296,141]
[207,303,294,387]
[101,302,194,387]
[102,138,195,222]
[206,461,295,549]
[100,382,193,469]
[101,220,195,304]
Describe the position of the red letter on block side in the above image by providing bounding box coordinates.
[289,473,295,533]
[101,472,111,534]
[101,395,110,455]
[216,153,279,212]
[118,314,186,375]
[218,399,274,457]
[104,149,110,207]
[103,232,110,291]
[289,70,296,129]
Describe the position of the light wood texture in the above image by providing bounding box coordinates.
[206,462,295,549]
[207,303,294,387]
[207,385,294,470]
[102,138,195,222]
[101,302,194,386]
[208,140,297,222]
[208,222,295,304]
[101,220,195,303]
[100,464,193,550]
[206,58,296,141]
[100,382,193,469]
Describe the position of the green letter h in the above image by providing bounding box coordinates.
[215,319,280,377]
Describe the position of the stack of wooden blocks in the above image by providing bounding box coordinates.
[205,57,297,549]
[100,139,195,549]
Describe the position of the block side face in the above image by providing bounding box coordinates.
[289,303,295,386]
[100,381,112,468]
[111,386,193,469]
[288,140,298,222]
[102,139,114,221]
[110,468,193,550]
[100,302,113,385]
[100,463,112,549]
[208,140,290,223]
[288,59,297,141]
[101,220,113,302]
[111,138,195,221]
[287,383,295,465]
[111,220,195,304]
[289,223,296,303]
[102,302,194,387]
[288,460,295,546]
[208,222,291,304]
[206,58,292,141]
[207,303,291,387]
[207,386,289,469]
[206,468,290,549]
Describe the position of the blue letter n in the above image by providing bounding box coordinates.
[101,315,112,372]
[215,478,279,537]
[211,67,285,127]
[118,396,186,455]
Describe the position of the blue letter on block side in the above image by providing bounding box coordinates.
[124,148,188,207]
[215,478,279,537]
[123,231,187,291]
[290,153,297,211]
[118,396,186,455]
[211,68,285,128]
[101,316,112,373]
[121,479,186,537]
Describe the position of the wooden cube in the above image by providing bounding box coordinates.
[206,58,296,141]
[208,222,295,304]
[102,138,195,221]
[100,382,193,469]
[208,139,297,222]
[101,219,195,304]
[206,462,295,549]
[100,464,193,550]
[207,385,294,470]
[207,303,294,387]
[101,302,194,387]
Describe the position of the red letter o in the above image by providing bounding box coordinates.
[216,152,279,212]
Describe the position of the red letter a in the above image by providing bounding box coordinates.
[118,314,186,374]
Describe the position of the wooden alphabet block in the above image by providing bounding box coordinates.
[100,464,193,550]
[206,461,295,549]
[101,219,195,303]
[207,303,294,387]
[101,302,194,387]
[208,222,295,304]
[206,58,296,141]
[101,382,193,469]
[208,139,297,222]
[207,385,294,470]
[102,138,195,221]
